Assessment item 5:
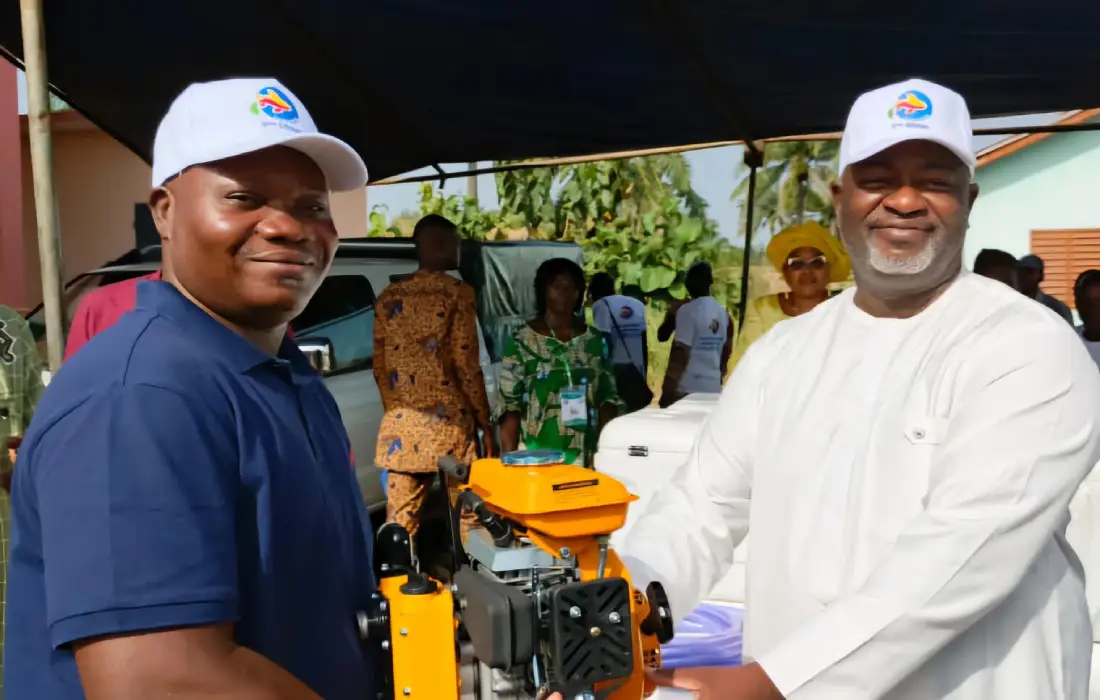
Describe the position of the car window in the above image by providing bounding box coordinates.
[290,275,377,374]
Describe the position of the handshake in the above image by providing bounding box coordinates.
[541,663,785,700]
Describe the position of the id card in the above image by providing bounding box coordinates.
[560,386,588,428]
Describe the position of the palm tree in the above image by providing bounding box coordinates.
[731,141,839,240]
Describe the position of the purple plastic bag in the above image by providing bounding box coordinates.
[659,602,743,669]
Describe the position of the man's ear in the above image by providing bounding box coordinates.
[968,182,980,209]
[148,187,173,243]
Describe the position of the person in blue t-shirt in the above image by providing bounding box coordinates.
[5,78,376,699]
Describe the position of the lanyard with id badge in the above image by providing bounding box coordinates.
[547,320,589,429]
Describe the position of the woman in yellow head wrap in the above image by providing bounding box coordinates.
[728,221,851,370]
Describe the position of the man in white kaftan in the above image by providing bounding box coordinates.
[621,78,1100,700]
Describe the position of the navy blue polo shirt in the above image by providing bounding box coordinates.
[5,281,376,698]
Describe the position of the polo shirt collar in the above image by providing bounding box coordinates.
[135,280,314,381]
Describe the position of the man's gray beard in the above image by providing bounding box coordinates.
[865,234,940,276]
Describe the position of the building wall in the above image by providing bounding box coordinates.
[19,124,149,305]
[966,118,1100,268]
[15,120,368,308]
[0,63,24,309]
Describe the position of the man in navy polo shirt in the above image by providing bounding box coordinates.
[5,78,376,699]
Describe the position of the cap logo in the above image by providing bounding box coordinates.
[252,86,300,122]
[888,90,933,122]
[619,306,634,319]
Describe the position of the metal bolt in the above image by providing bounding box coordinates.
[400,628,408,636]
[609,612,621,624]
[569,606,582,619]
[381,640,390,651]
[589,626,601,637]
[403,688,411,696]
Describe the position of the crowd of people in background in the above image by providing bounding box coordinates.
[973,248,1099,370]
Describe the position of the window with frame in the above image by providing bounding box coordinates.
[290,274,377,374]
[1030,229,1100,308]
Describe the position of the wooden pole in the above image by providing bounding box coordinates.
[19,0,66,372]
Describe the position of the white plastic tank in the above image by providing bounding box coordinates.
[595,392,748,605]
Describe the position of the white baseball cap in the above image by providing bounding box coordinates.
[838,78,975,176]
[151,78,368,191]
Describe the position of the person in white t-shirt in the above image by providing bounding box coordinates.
[658,262,733,406]
[616,78,1100,700]
[589,272,651,413]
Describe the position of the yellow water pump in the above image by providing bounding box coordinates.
[357,451,674,700]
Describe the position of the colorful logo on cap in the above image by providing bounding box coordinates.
[252,86,299,122]
[888,90,932,121]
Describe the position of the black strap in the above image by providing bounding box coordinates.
[603,299,642,370]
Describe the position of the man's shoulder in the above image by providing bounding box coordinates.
[1042,291,1074,314]
[77,272,154,307]
[963,273,1068,329]
[55,313,235,399]
[378,272,469,301]
[611,294,645,309]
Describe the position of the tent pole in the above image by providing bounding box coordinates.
[737,148,764,330]
[466,162,478,201]
[19,0,65,373]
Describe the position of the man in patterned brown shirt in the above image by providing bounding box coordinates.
[373,215,495,537]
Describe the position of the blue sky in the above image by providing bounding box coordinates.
[15,71,1063,246]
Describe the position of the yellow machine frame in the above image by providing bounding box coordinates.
[374,456,667,700]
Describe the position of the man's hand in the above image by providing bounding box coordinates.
[648,663,785,699]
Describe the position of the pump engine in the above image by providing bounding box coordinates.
[358,450,674,700]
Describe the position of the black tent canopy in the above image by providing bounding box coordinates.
[3,1,1100,182]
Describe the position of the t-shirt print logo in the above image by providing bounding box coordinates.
[0,321,16,364]
[709,318,720,334]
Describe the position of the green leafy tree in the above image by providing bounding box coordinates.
[367,185,501,240]
[371,155,746,312]
[366,204,404,237]
[492,155,742,309]
[414,183,500,241]
[731,141,839,238]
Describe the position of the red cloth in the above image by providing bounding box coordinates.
[64,270,295,360]
[64,271,163,360]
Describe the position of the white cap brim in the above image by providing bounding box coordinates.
[278,133,369,192]
[841,132,976,176]
[157,131,369,191]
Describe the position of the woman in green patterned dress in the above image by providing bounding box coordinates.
[498,258,622,467]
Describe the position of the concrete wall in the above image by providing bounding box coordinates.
[14,114,368,308]
[19,117,149,305]
[966,117,1100,267]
